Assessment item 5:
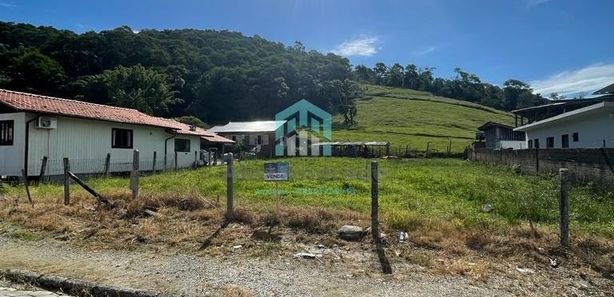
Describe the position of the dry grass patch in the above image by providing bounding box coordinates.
[1,189,612,282]
[0,191,224,250]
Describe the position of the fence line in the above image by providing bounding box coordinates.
[466,147,614,187]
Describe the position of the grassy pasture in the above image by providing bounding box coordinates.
[7,158,613,238]
[333,85,514,153]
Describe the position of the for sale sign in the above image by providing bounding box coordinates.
[264,162,289,181]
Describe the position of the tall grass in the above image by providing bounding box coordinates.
[7,158,613,237]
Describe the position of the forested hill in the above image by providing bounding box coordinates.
[0,22,545,126]
[0,22,357,124]
[351,64,548,111]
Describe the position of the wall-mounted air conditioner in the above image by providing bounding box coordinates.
[37,116,57,129]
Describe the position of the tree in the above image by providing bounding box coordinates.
[417,66,435,91]
[373,63,388,85]
[353,60,547,111]
[503,79,534,110]
[0,21,353,122]
[75,65,180,115]
[352,65,375,83]
[387,63,404,87]
[404,64,419,89]
[3,48,67,95]
[319,79,361,126]
[175,115,208,128]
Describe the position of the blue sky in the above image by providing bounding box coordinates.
[1,0,613,97]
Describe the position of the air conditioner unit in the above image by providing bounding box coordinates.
[37,116,57,129]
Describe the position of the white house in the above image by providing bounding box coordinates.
[514,101,614,149]
[0,89,232,178]
[209,121,285,157]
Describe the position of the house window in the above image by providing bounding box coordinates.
[231,135,237,142]
[572,132,579,142]
[561,134,569,148]
[175,139,190,152]
[528,139,533,149]
[546,137,554,148]
[257,135,262,145]
[534,139,540,149]
[0,120,14,146]
[112,128,133,149]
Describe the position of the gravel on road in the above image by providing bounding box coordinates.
[0,236,513,297]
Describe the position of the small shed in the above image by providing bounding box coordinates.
[477,122,526,150]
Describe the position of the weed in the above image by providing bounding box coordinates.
[8,229,43,241]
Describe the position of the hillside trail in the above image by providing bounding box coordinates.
[0,236,512,297]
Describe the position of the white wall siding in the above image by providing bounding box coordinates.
[0,112,26,176]
[524,109,614,149]
[21,115,200,176]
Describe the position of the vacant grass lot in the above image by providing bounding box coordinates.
[333,85,514,153]
[7,158,613,238]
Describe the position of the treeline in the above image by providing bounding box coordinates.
[0,22,358,124]
[351,63,547,111]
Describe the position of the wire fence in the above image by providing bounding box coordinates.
[0,149,225,183]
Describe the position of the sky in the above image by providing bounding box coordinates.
[1,0,613,98]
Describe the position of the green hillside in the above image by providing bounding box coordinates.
[333,85,514,153]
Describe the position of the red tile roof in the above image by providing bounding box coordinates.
[203,133,236,144]
[0,88,236,144]
[157,118,235,143]
[0,89,176,128]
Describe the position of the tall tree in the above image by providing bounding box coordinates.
[75,65,180,115]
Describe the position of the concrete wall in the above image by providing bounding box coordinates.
[1,113,201,177]
[523,109,614,149]
[467,147,614,187]
[496,140,526,150]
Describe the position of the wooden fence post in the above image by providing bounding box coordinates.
[63,158,70,205]
[104,153,111,177]
[371,160,392,274]
[152,151,157,174]
[559,168,570,247]
[425,142,431,158]
[448,139,452,156]
[226,152,234,219]
[38,156,48,182]
[130,150,139,199]
[21,169,33,207]
[371,160,380,243]
[194,151,198,168]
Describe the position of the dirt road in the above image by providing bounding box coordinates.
[0,236,516,297]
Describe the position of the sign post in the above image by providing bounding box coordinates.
[264,162,289,213]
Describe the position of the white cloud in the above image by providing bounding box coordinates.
[0,2,16,7]
[332,36,379,57]
[414,46,437,56]
[527,0,553,7]
[530,63,614,98]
